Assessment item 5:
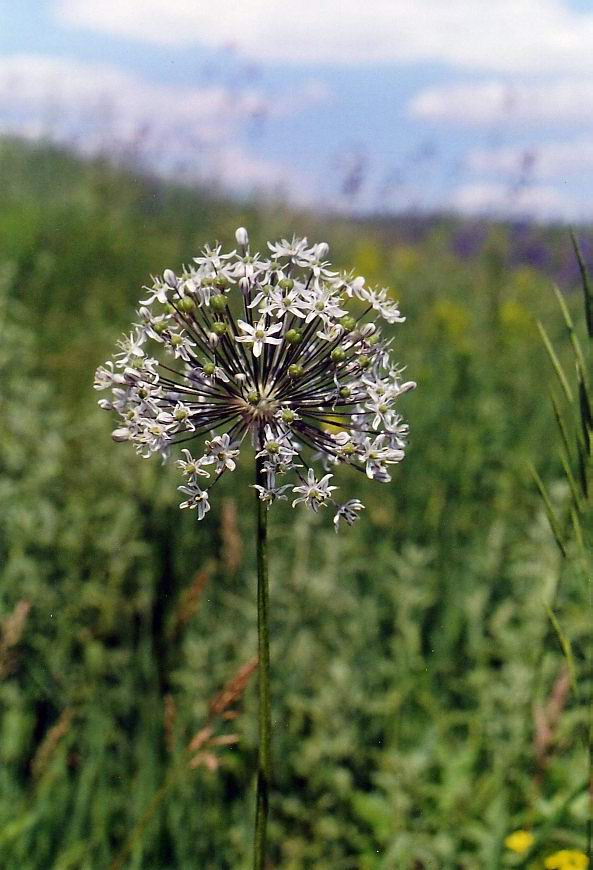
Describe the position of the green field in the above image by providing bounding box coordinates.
[1,137,591,869]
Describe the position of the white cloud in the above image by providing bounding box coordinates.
[451,181,575,219]
[0,53,317,197]
[410,79,593,126]
[56,0,593,75]
[468,139,593,179]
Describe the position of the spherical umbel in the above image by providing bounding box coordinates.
[94,230,415,528]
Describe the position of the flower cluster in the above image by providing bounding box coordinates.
[95,227,415,528]
[544,851,589,870]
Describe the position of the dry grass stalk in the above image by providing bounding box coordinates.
[31,707,75,781]
[208,657,258,719]
[188,656,257,770]
[163,693,177,753]
[0,600,30,679]
[169,568,210,639]
[111,656,258,870]
[533,663,571,777]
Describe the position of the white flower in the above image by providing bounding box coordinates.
[302,285,347,324]
[357,435,405,481]
[176,448,210,480]
[267,235,309,260]
[259,285,308,320]
[236,317,283,358]
[255,425,298,465]
[292,469,337,512]
[253,483,293,506]
[178,484,210,519]
[202,434,240,473]
[98,226,414,524]
[333,499,365,531]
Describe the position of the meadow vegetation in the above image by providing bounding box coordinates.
[0,137,591,869]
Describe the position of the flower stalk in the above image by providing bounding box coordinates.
[254,453,271,869]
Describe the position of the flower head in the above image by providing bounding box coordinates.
[544,851,589,870]
[95,228,415,523]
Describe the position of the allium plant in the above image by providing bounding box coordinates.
[95,227,414,867]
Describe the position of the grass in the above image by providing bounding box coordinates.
[0,136,591,868]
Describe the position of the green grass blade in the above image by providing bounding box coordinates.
[570,229,593,339]
[544,602,579,698]
[529,463,567,557]
[537,320,574,404]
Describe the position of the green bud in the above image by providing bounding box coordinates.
[340,315,356,332]
[178,296,196,313]
[278,277,294,291]
[201,276,214,287]
[214,276,229,290]
[203,361,216,376]
[339,386,351,399]
[165,303,177,314]
[285,329,302,344]
[212,321,227,336]
[331,348,346,362]
[288,364,304,378]
[170,334,183,347]
[368,333,380,346]
[261,284,274,295]
[153,320,169,334]
[247,390,259,404]
[211,294,228,312]
[357,354,371,369]
[137,387,148,399]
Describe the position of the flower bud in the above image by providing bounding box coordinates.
[285,329,302,344]
[288,364,303,378]
[178,296,196,313]
[212,321,227,336]
[235,227,249,246]
[211,294,228,312]
[340,315,356,332]
[163,269,178,288]
[112,428,130,442]
[316,242,329,259]
[331,348,346,362]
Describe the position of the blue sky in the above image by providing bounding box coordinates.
[2,0,593,220]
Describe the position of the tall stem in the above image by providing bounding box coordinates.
[254,455,270,869]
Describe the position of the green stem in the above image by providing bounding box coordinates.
[254,456,271,870]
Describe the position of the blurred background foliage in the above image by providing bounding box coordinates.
[0,136,592,869]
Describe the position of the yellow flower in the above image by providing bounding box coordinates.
[504,829,534,854]
[544,849,589,870]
